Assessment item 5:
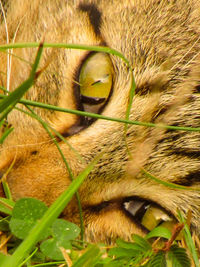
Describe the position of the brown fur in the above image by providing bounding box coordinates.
[0,0,200,243]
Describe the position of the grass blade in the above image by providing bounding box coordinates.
[177,211,199,267]
[0,197,14,215]
[0,42,131,67]
[0,93,200,133]
[0,43,43,120]
[72,245,101,267]
[142,169,200,191]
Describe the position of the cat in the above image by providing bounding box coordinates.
[0,0,200,243]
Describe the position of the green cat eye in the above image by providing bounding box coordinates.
[123,199,182,239]
[79,52,113,101]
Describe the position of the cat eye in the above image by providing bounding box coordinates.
[78,52,113,121]
[123,198,178,235]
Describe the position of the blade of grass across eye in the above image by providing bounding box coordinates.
[1,43,200,134]
[0,42,131,67]
[0,43,43,121]
[0,43,134,130]
[177,210,199,267]
[2,154,101,267]
[142,169,200,191]
[0,43,200,132]
[0,94,200,133]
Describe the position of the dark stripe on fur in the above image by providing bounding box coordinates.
[195,84,200,93]
[78,3,102,36]
[172,171,200,186]
[135,82,168,96]
[156,132,185,146]
[170,149,200,158]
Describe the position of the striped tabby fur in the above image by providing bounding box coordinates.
[0,0,200,242]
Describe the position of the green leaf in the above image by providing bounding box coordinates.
[98,259,124,267]
[30,251,45,264]
[95,257,117,267]
[167,244,191,267]
[0,217,10,231]
[110,238,151,260]
[0,197,15,215]
[52,219,80,243]
[132,234,152,251]
[0,253,11,265]
[40,238,71,261]
[72,244,101,267]
[108,247,140,259]
[145,226,172,240]
[9,198,48,240]
[147,251,166,267]
[40,219,79,261]
[116,238,143,250]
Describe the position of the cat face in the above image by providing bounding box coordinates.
[0,0,200,242]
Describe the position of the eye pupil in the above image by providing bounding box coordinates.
[91,79,102,86]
